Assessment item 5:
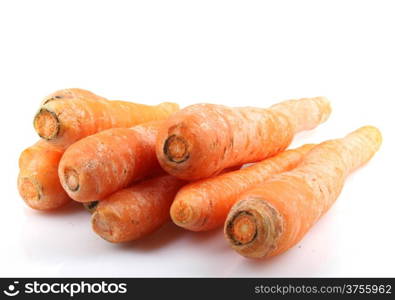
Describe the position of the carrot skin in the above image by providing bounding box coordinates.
[34,88,179,147]
[91,175,186,243]
[170,144,315,231]
[58,122,162,202]
[17,140,71,210]
[224,126,382,259]
[156,97,331,180]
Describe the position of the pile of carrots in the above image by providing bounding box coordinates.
[17,88,382,259]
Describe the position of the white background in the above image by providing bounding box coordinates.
[0,0,394,277]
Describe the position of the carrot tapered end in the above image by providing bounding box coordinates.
[33,108,60,140]
[225,198,284,259]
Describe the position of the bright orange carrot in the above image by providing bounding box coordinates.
[224,126,382,259]
[17,140,71,210]
[171,144,315,232]
[34,88,179,147]
[58,122,162,202]
[156,97,331,180]
[92,175,185,243]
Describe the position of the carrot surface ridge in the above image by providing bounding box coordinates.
[156,97,331,180]
[224,126,382,258]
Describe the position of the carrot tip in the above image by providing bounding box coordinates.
[64,168,80,192]
[19,177,41,203]
[33,108,60,140]
[226,211,257,245]
[164,135,190,163]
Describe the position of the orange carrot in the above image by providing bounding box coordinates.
[17,140,71,210]
[156,97,331,180]
[92,175,185,243]
[171,144,315,232]
[34,88,179,147]
[58,121,162,202]
[224,126,382,259]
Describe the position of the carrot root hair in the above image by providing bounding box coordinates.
[225,198,283,259]
[33,108,60,140]
[63,168,80,192]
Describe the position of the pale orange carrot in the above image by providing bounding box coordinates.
[17,140,71,210]
[34,88,179,147]
[171,144,315,232]
[224,126,382,258]
[92,175,185,243]
[58,122,162,202]
[156,97,331,180]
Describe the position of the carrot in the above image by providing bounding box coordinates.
[92,175,185,243]
[34,88,179,147]
[58,121,162,202]
[17,140,71,210]
[224,126,382,259]
[156,97,331,180]
[171,144,315,232]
